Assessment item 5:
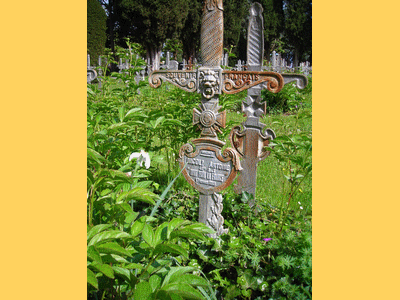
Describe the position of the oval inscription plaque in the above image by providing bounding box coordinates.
[179,138,242,194]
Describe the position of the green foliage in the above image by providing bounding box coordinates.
[87,0,107,63]
[283,0,312,61]
[118,0,190,50]
[262,76,312,113]
[223,0,250,58]
[88,58,312,299]
[186,192,312,299]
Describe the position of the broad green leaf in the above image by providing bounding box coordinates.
[111,266,131,280]
[125,263,144,270]
[156,290,184,300]
[87,245,102,264]
[87,224,113,241]
[118,107,125,122]
[161,282,204,300]
[142,223,155,248]
[87,267,98,289]
[108,122,127,131]
[154,222,169,245]
[198,286,218,300]
[87,148,105,166]
[153,243,188,260]
[149,274,163,292]
[168,218,191,233]
[170,229,205,241]
[116,187,157,205]
[96,242,132,257]
[134,281,153,300]
[131,218,146,237]
[125,107,146,119]
[90,261,114,279]
[161,266,197,288]
[171,274,209,287]
[149,116,165,129]
[100,189,112,197]
[87,168,95,185]
[101,254,130,264]
[88,230,131,247]
[183,223,215,235]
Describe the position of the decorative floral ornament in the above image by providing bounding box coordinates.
[129,150,151,169]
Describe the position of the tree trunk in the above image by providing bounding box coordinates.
[293,48,299,70]
[147,46,162,71]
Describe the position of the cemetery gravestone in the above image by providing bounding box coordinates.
[87,54,97,84]
[148,0,308,236]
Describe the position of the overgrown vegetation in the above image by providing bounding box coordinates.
[87,48,312,299]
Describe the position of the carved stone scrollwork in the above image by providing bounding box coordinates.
[229,124,276,161]
[281,74,308,89]
[222,71,284,94]
[87,69,97,84]
[205,0,224,11]
[258,127,276,160]
[229,125,245,157]
[206,193,228,238]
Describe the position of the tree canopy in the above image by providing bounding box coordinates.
[95,0,312,68]
[87,0,107,63]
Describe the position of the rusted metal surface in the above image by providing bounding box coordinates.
[148,70,197,92]
[231,3,276,202]
[201,0,224,66]
[222,70,284,94]
[147,0,308,233]
[193,102,226,138]
[179,138,242,195]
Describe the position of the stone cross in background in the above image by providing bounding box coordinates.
[231,3,308,204]
[235,60,243,71]
[87,54,97,84]
[148,0,307,237]
[230,3,274,203]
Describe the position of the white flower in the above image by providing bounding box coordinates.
[298,201,301,205]
[300,206,303,210]
[129,150,151,169]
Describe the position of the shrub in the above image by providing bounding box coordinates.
[87,0,107,64]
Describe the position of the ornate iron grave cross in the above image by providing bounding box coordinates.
[230,3,308,205]
[149,0,307,236]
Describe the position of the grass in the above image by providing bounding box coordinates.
[222,83,312,213]
[93,76,312,214]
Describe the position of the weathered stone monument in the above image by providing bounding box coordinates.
[229,3,307,203]
[148,0,307,236]
[87,54,97,84]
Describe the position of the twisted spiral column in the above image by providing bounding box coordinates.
[200,0,224,67]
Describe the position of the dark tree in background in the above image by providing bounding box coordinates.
[87,0,107,63]
[223,0,250,61]
[94,0,312,69]
[283,0,312,65]
[116,0,190,70]
[259,0,285,56]
[178,0,203,62]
